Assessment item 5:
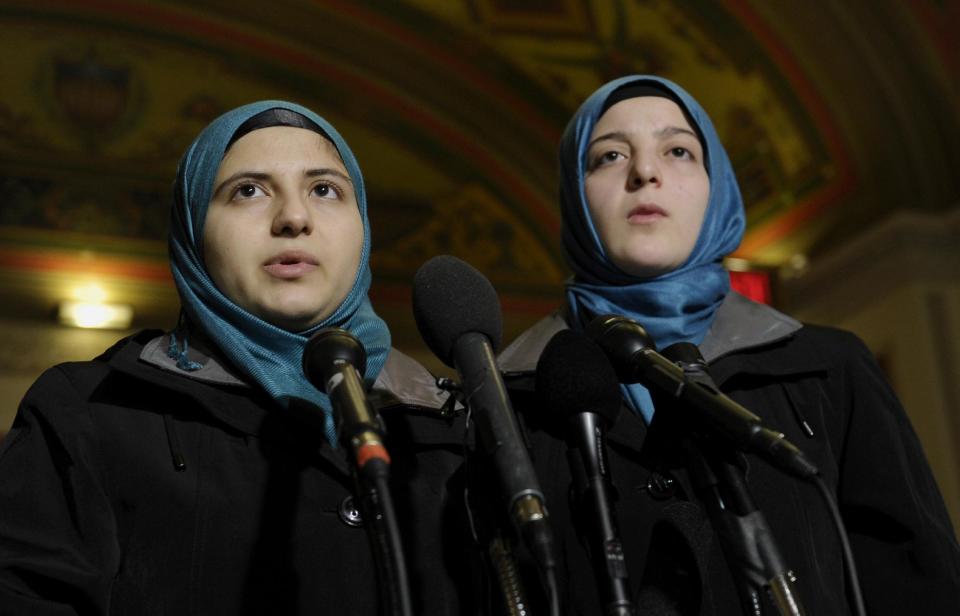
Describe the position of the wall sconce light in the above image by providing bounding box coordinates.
[58,300,134,330]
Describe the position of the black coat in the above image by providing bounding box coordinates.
[0,331,474,615]
[499,306,960,615]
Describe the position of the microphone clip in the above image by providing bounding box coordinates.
[435,376,466,418]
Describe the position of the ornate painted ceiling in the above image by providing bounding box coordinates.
[0,0,957,348]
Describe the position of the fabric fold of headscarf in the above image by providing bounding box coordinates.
[559,76,745,422]
[168,100,391,445]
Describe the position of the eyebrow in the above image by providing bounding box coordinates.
[212,168,353,198]
[587,126,699,151]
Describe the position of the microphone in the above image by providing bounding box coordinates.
[412,255,556,571]
[303,328,414,616]
[585,315,818,480]
[660,342,713,390]
[302,328,390,477]
[536,329,635,616]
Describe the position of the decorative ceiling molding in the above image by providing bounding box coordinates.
[0,0,956,327]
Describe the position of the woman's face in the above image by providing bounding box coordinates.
[583,96,710,278]
[203,126,363,331]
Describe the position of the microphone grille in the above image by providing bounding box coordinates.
[411,255,503,366]
[536,329,621,426]
[302,328,367,393]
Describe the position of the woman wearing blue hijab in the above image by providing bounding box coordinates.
[167,100,391,445]
[499,76,960,614]
[0,102,468,614]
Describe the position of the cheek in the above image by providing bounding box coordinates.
[345,217,364,273]
[202,214,241,291]
[341,209,364,253]
[584,179,616,233]
[679,175,710,233]
[323,208,364,277]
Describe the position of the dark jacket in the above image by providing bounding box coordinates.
[497,294,960,615]
[0,330,473,615]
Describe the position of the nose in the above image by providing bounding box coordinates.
[271,193,313,237]
[628,153,660,188]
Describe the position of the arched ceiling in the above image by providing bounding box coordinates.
[0,0,957,348]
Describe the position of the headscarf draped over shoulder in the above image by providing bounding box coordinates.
[168,100,391,444]
[559,76,745,421]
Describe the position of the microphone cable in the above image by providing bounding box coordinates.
[812,476,866,616]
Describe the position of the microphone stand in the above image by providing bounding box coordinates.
[654,342,806,615]
[680,437,806,616]
[350,452,413,616]
[567,413,635,616]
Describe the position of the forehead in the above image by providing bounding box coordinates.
[590,96,695,137]
[218,125,345,172]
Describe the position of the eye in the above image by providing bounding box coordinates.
[667,146,695,161]
[231,183,266,200]
[312,181,342,200]
[589,150,625,170]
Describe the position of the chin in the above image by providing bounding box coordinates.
[258,307,327,332]
[613,255,670,279]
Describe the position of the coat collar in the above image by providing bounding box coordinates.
[136,332,454,413]
[104,331,458,479]
[700,291,801,363]
[497,292,805,380]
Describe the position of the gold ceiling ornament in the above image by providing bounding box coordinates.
[373,183,565,290]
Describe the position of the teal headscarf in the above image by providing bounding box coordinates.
[560,76,745,422]
[168,100,391,444]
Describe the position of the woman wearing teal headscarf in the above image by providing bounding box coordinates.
[0,102,467,614]
[167,100,391,445]
[499,76,960,614]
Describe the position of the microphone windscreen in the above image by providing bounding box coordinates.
[535,329,622,426]
[411,255,503,367]
[302,328,367,393]
[585,314,657,383]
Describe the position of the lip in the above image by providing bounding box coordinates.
[627,203,667,224]
[263,250,319,279]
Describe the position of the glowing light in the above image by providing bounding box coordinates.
[788,253,809,271]
[72,283,109,303]
[58,301,134,329]
[724,257,752,272]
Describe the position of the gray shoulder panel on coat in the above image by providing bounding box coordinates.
[141,334,453,412]
[139,334,248,387]
[496,293,802,373]
[497,311,568,374]
[700,292,802,363]
[370,348,456,412]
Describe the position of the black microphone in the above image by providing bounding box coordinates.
[536,330,635,616]
[585,315,818,479]
[302,328,390,477]
[303,328,414,616]
[412,255,556,571]
[660,342,713,389]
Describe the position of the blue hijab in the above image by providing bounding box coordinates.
[168,100,391,445]
[560,76,745,422]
